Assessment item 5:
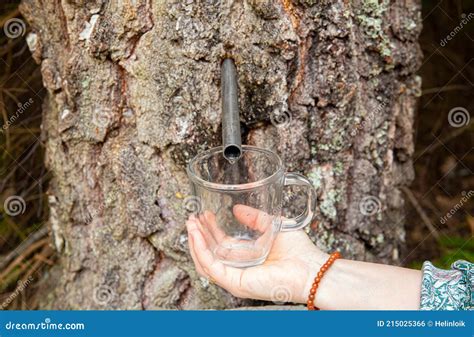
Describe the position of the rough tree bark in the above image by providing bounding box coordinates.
[20,0,422,309]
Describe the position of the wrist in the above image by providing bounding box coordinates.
[300,249,343,309]
[298,248,329,304]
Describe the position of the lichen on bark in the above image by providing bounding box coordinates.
[20,0,422,309]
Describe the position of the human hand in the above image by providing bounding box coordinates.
[186,205,328,304]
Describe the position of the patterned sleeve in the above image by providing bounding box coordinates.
[420,260,473,310]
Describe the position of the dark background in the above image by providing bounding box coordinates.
[0,0,472,309]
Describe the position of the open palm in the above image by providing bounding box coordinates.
[186,206,327,304]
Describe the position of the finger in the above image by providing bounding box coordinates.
[233,204,273,233]
[200,210,250,247]
[188,217,243,278]
[189,226,247,298]
[202,210,227,243]
[196,211,267,264]
[186,219,206,277]
[194,212,220,248]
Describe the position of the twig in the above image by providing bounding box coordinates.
[415,123,472,157]
[24,245,54,282]
[0,237,49,282]
[422,84,471,95]
[33,251,54,266]
[0,139,41,192]
[401,186,441,240]
[0,226,49,271]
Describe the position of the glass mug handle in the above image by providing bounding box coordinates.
[280,172,316,231]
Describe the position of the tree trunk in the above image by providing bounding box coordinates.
[20,0,422,309]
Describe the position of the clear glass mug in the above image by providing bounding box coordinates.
[186,145,316,268]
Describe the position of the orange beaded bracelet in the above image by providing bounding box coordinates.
[307,251,341,310]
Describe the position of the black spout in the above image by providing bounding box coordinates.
[221,59,242,161]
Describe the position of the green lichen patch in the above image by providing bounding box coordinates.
[355,0,394,66]
[320,189,340,220]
